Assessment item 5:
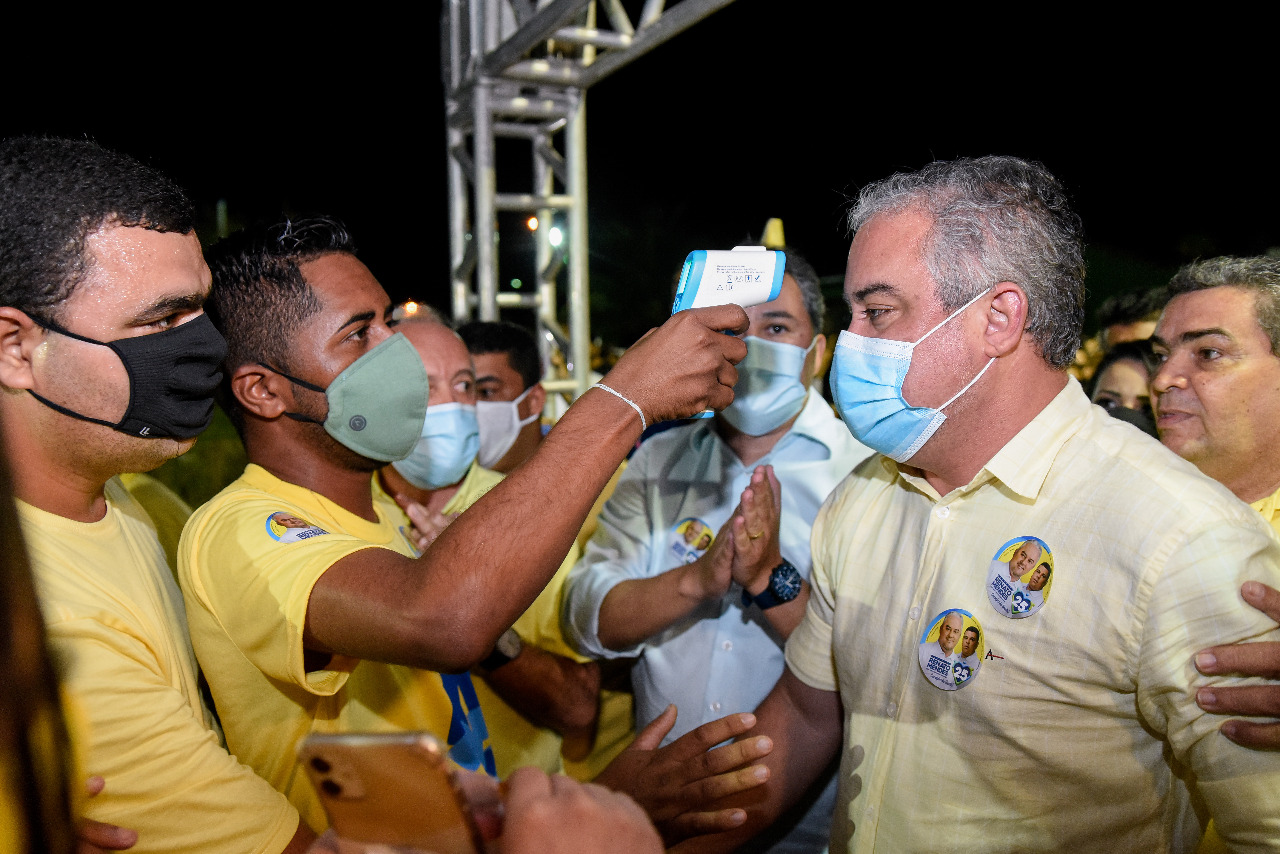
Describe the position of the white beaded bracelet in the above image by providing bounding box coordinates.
[591,382,647,432]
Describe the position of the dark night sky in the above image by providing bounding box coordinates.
[4,6,1273,346]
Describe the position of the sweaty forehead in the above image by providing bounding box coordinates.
[1156,286,1262,343]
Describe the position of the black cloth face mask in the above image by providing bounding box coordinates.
[28,313,228,439]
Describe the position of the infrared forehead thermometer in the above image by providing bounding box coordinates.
[671,245,785,314]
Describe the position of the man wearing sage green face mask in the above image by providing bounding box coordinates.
[563,248,870,853]
[181,215,774,842]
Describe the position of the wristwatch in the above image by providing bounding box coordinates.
[479,628,524,672]
[741,560,803,610]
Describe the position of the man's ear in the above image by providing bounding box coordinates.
[982,283,1029,358]
[521,381,547,420]
[0,307,46,390]
[231,364,293,419]
[807,333,828,384]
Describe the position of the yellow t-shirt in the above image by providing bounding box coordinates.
[179,464,494,832]
[1251,486,1280,538]
[22,479,298,854]
[118,471,193,578]
[447,463,582,776]
[565,460,635,781]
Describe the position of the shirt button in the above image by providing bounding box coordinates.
[721,640,733,651]
[886,702,897,717]
[936,506,951,519]
[710,701,722,712]
[908,606,921,620]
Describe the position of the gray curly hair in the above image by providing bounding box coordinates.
[847,156,1085,369]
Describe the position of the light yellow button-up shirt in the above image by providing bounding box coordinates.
[786,378,1280,853]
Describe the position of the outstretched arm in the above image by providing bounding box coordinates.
[304,306,749,672]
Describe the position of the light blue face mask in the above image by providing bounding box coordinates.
[391,402,480,490]
[719,336,816,436]
[831,289,993,463]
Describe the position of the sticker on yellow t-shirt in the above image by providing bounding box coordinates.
[264,511,330,543]
[669,517,714,564]
[985,536,1054,619]
[919,609,984,690]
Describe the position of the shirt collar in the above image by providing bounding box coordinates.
[885,377,1092,502]
[704,388,843,461]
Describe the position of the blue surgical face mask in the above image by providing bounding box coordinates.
[831,289,993,462]
[719,336,816,436]
[391,402,480,489]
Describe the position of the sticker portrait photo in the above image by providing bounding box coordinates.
[918,609,984,691]
[265,511,329,543]
[669,517,715,564]
[985,536,1054,619]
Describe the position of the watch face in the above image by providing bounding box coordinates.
[769,562,802,602]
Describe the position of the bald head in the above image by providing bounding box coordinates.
[1008,540,1041,582]
[397,318,476,408]
[938,612,964,655]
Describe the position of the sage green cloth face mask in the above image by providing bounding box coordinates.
[265,332,429,462]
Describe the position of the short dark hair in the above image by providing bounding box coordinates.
[1095,288,1166,350]
[781,248,825,335]
[456,320,542,390]
[1167,256,1280,356]
[847,156,1085,369]
[963,626,980,639]
[205,216,355,376]
[0,136,194,323]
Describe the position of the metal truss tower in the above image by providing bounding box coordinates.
[443,0,736,401]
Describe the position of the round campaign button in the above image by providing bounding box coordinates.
[668,517,715,565]
[918,609,984,691]
[985,536,1054,619]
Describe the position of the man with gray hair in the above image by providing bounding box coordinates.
[674,157,1280,853]
[1151,256,1280,522]
[1149,256,1280,756]
[565,248,870,852]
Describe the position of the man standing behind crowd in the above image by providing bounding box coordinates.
[678,156,1280,853]
[565,252,869,852]
[0,136,308,852]
[1149,256,1280,757]
[180,216,773,839]
[458,318,635,778]
[376,316,600,776]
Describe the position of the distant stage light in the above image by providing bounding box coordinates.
[549,226,564,247]
[527,216,539,231]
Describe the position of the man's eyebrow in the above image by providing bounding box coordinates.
[475,373,502,384]
[1179,327,1234,344]
[761,309,799,320]
[1152,327,1234,348]
[131,293,205,323]
[336,310,377,333]
[850,283,899,303]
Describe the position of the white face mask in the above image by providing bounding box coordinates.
[719,336,817,436]
[475,383,540,468]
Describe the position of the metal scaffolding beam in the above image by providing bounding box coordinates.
[443,0,736,402]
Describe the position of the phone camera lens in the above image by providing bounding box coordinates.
[310,757,331,773]
[321,779,342,797]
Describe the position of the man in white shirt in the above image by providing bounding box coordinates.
[565,249,870,852]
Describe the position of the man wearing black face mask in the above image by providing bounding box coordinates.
[0,137,312,852]
[181,216,777,842]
